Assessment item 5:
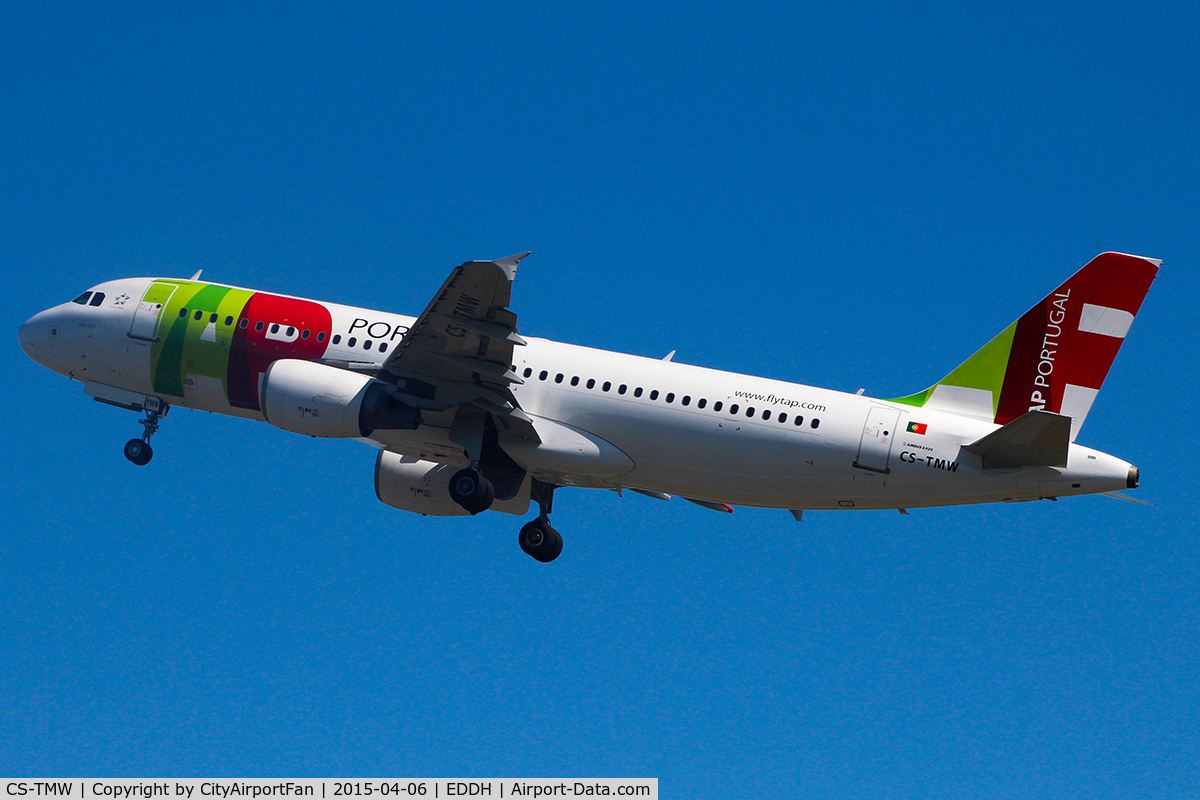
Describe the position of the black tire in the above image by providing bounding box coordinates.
[123,439,153,466]
[449,468,495,514]
[544,527,563,562]
[519,519,563,563]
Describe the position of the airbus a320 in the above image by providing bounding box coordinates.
[19,252,1158,562]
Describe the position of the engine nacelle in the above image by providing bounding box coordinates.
[375,451,531,516]
[262,359,421,438]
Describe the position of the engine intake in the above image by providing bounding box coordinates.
[262,359,421,438]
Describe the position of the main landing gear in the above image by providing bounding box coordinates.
[519,480,562,563]
[445,411,562,561]
[447,470,563,562]
[123,402,168,466]
[448,466,496,515]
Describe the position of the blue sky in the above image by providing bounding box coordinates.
[3,1,1198,795]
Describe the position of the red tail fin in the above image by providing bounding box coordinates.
[893,252,1159,440]
[994,252,1158,436]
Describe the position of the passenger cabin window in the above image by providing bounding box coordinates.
[746,407,755,417]
[364,341,373,350]
[555,373,564,383]
[698,398,707,409]
[714,401,723,412]
[587,379,596,389]
[301,329,310,339]
[539,370,548,381]
[317,331,327,342]
[240,318,249,329]
[794,416,804,426]
[179,308,188,318]
[72,292,93,305]
[286,326,295,336]
[225,316,234,326]
[348,337,357,347]
[255,321,265,332]
[379,342,387,352]
[210,313,218,323]
[194,310,203,321]
[523,368,533,378]
[602,381,611,392]
[762,410,772,420]
[650,390,659,400]
[332,334,341,344]
[665,393,675,403]
[682,396,690,406]
[571,376,580,386]
[811,419,820,429]
[730,404,739,414]
[778,412,787,423]
[270,323,280,333]
[89,293,105,307]
[618,384,627,395]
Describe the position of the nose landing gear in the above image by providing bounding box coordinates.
[123,402,168,466]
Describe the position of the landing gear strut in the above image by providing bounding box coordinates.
[123,402,168,466]
[519,479,562,563]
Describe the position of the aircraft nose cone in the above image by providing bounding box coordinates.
[18,314,38,357]
[18,309,60,366]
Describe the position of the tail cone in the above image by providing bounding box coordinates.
[1127,466,1140,489]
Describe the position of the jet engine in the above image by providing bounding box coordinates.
[375,450,531,516]
[261,359,421,438]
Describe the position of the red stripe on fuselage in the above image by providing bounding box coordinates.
[228,293,333,410]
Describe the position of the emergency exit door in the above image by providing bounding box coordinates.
[854,406,901,473]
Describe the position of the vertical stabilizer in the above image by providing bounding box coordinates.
[891,252,1159,440]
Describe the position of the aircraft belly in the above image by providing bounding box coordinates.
[571,405,838,502]
[568,402,1035,509]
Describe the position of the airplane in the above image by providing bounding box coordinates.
[18,251,1158,562]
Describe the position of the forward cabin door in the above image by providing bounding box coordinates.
[129,283,177,342]
[854,406,901,473]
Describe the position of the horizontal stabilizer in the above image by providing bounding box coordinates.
[1100,491,1154,506]
[964,410,1070,467]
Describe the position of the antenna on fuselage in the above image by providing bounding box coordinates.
[189,269,203,281]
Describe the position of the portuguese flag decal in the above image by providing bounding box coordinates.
[906,421,928,435]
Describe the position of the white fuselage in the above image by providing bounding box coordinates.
[19,277,1136,512]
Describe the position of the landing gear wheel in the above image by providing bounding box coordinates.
[448,468,495,514]
[123,438,153,466]
[519,519,563,563]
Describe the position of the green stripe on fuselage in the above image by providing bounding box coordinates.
[150,281,253,398]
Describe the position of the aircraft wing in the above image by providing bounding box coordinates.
[381,253,540,441]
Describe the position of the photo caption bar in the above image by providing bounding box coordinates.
[1,780,656,800]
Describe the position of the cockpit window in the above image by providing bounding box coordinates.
[72,292,93,305]
[89,292,105,307]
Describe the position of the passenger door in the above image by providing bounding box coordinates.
[854,406,901,473]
